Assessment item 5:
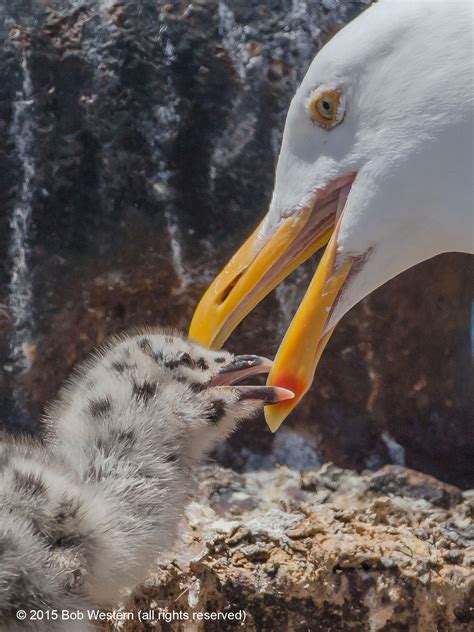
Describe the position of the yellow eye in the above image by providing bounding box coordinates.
[308,90,344,129]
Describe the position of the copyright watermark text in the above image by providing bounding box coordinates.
[16,608,247,624]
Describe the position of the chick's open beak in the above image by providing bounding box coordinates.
[210,354,294,405]
[190,174,355,428]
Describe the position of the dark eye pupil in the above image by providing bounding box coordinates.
[322,100,331,110]
[179,352,193,367]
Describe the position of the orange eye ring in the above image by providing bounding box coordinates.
[308,89,345,129]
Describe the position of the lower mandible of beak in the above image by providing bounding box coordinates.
[264,223,352,432]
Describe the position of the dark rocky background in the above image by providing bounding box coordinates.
[0,0,472,487]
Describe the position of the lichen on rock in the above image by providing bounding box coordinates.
[101,463,473,631]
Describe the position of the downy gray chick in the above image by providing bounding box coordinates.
[0,329,292,631]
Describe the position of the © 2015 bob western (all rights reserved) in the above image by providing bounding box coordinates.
[189,0,474,431]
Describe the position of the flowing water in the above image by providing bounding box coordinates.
[164,209,190,288]
[208,1,258,195]
[153,31,192,288]
[7,50,35,375]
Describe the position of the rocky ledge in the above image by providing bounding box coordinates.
[101,463,473,631]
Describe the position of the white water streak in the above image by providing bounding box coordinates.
[164,210,190,288]
[217,0,249,82]
[8,51,36,372]
[156,35,192,288]
[286,0,322,69]
[209,1,258,193]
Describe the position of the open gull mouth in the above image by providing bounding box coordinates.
[210,355,294,405]
[190,172,357,427]
[190,172,356,350]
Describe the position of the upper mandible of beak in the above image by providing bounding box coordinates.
[189,206,333,349]
[189,174,355,351]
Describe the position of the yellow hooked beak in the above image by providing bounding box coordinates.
[189,174,355,429]
[264,220,352,431]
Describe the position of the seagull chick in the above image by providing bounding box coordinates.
[0,329,292,631]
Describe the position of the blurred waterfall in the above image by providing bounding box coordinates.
[209,1,258,194]
[216,0,249,82]
[153,33,191,288]
[164,209,190,288]
[7,50,35,375]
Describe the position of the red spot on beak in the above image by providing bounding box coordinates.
[271,372,305,404]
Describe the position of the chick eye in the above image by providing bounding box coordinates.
[177,352,194,367]
[308,90,344,129]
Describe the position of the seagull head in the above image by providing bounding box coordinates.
[190,0,472,430]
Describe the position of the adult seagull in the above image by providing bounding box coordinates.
[190,0,474,431]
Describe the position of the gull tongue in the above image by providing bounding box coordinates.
[234,385,295,405]
[210,355,274,386]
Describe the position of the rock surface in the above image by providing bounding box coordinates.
[0,0,472,486]
[100,462,474,631]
